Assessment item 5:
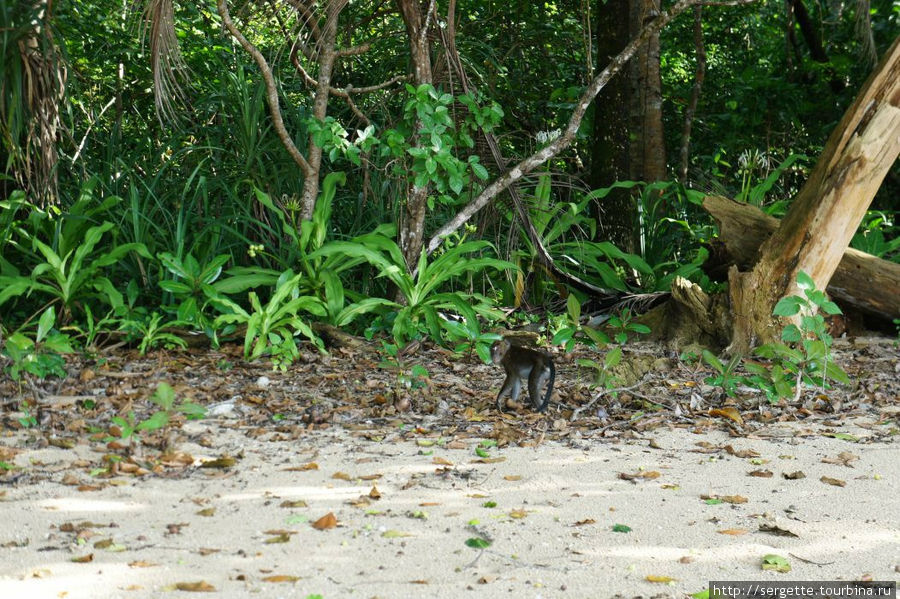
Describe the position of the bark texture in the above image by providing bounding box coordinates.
[704,195,900,323]
[590,0,633,249]
[396,0,434,269]
[726,36,900,353]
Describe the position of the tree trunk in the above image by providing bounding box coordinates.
[678,6,705,182]
[589,0,667,253]
[628,0,667,184]
[426,0,757,256]
[300,4,341,219]
[704,195,900,323]
[396,0,434,270]
[3,0,65,205]
[727,36,900,354]
[589,0,632,249]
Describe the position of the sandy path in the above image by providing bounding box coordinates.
[2,417,898,598]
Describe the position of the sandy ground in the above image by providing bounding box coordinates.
[1,414,898,599]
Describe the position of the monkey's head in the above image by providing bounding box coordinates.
[489,339,508,364]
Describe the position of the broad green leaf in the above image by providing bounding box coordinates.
[773,296,803,317]
[36,307,56,343]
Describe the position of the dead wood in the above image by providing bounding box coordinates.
[704,195,900,323]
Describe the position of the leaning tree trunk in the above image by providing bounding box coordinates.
[727,36,900,354]
[704,195,900,323]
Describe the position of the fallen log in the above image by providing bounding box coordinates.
[703,195,900,322]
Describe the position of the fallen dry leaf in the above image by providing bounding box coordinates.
[822,452,858,467]
[619,470,660,481]
[748,469,773,478]
[717,528,749,536]
[284,462,318,471]
[783,471,806,480]
[719,495,748,504]
[199,456,236,469]
[724,445,760,458]
[820,476,846,487]
[312,512,338,530]
[264,533,291,544]
[710,408,743,425]
[759,523,799,537]
[471,457,506,464]
[262,575,301,583]
[348,496,370,508]
[174,581,216,592]
[332,471,351,481]
[280,500,308,508]
[382,529,413,538]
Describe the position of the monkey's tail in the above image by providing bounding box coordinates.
[539,360,555,412]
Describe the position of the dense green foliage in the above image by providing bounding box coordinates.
[2,0,898,372]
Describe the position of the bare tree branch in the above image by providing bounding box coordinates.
[217,0,313,177]
[425,0,758,256]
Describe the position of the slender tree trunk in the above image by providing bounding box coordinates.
[727,36,900,353]
[678,6,705,181]
[396,0,434,269]
[300,4,342,219]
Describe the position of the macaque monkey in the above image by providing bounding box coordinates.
[490,339,555,412]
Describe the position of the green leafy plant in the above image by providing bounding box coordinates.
[606,309,651,344]
[379,84,498,208]
[570,304,651,395]
[701,350,744,397]
[0,220,151,323]
[577,345,623,394]
[378,341,430,397]
[850,212,900,260]
[224,176,394,328]
[552,294,610,352]
[118,312,190,354]
[701,271,850,403]
[109,382,206,446]
[2,306,73,382]
[750,271,850,401]
[312,234,514,344]
[157,251,230,335]
[212,270,325,369]
[440,317,501,363]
